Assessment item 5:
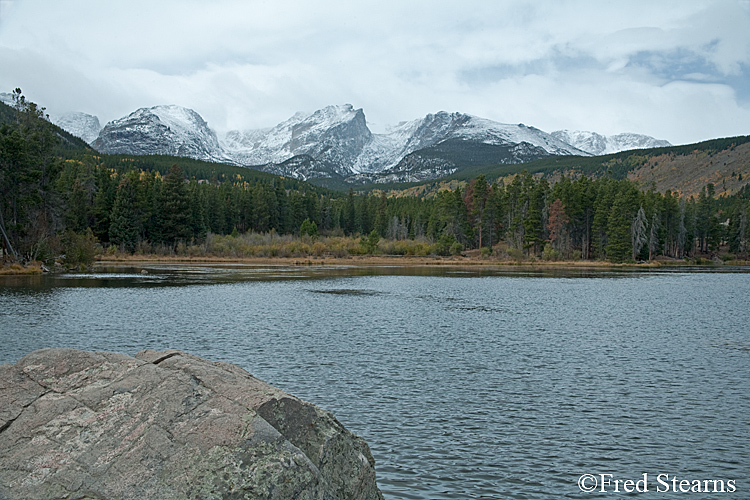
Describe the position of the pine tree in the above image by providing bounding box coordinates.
[523,178,547,255]
[648,212,660,260]
[548,198,569,255]
[606,183,639,262]
[343,188,356,235]
[469,175,489,248]
[0,89,62,260]
[631,206,647,261]
[147,178,165,245]
[161,164,192,245]
[109,177,140,252]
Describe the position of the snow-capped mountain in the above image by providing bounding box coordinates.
[223,104,371,177]
[551,130,671,155]
[52,112,101,145]
[350,112,585,175]
[218,108,589,182]
[92,105,227,162]
[56,100,670,184]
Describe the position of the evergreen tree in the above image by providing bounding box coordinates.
[606,183,639,262]
[91,169,116,244]
[374,193,388,237]
[0,89,63,260]
[161,164,192,245]
[592,180,615,259]
[109,177,140,252]
[468,175,489,248]
[147,177,165,245]
[548,198,570,256]
[631,206,647,261]
[343,188,356,235]
[523,177,547,255]
[188,181,208,240]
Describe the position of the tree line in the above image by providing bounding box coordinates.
[2,92,748,265]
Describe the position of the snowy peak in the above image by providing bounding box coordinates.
[353,111,587,175]
[222,104,371,173]
[52,112,101,144]
[51,98,674,185]
[551,130,671,155]
[92,105,225,162]
[415,112,586,155]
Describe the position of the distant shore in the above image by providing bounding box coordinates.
[95,254,747,269]
[3,254,748,276]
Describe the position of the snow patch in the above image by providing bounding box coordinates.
[552,130,671,155]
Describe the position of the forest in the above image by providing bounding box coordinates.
[2,91,749,268]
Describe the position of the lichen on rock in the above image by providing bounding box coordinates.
[0,348,384,500]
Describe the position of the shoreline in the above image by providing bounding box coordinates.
[93,254,738,268]
[3,255,748,276]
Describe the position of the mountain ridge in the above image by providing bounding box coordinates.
[551,129,672,155]
[49,100,674,185]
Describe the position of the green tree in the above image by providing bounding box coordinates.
[109,177,141,252]
[606,183,639,262]
[467,175,489,248]
[0,89,63,260]
[361,229,380,254]
[523,177,547,255]
[300,218,318,238]
[161,164,192,245]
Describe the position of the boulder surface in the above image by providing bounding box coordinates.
[0,348,384,500]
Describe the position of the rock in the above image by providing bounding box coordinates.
[0,349,384,500]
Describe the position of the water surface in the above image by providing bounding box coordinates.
[1,264,748,499]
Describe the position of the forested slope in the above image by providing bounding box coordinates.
[2,93,748,267]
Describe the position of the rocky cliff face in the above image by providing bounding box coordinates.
[65,99,670,184]
[225,109,590,182]
[52,112,101,145]
[92,105,228,163]
[0,348,384,500]
[224,104,372,178]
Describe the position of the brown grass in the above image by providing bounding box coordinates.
[0,262,43,275]
[96,253,670,269]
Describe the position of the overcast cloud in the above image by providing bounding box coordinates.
[1,0,749,144]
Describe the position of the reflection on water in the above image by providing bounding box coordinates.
[1,264,748,500]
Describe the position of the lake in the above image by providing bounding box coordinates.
[1,264,748,499]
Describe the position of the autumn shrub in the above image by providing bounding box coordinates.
[325,238,350,258]
[312,241,327,256]
[284,240,311,257]
[430,234,455,256]
[507,247,524,261]
[542,243,560,261]
[449,242,464,256]
[61,229,101,268]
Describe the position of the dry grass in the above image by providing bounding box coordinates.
[96,252,673,269]
[0,262,43,275]
[628,142,750,197]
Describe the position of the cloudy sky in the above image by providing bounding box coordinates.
[1,0,749,144]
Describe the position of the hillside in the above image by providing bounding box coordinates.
[366,135,750,199]
[0,100,92,153]
[626,141,750,197]
[1,99,335,198]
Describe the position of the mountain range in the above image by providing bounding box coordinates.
[46,100,672,184]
